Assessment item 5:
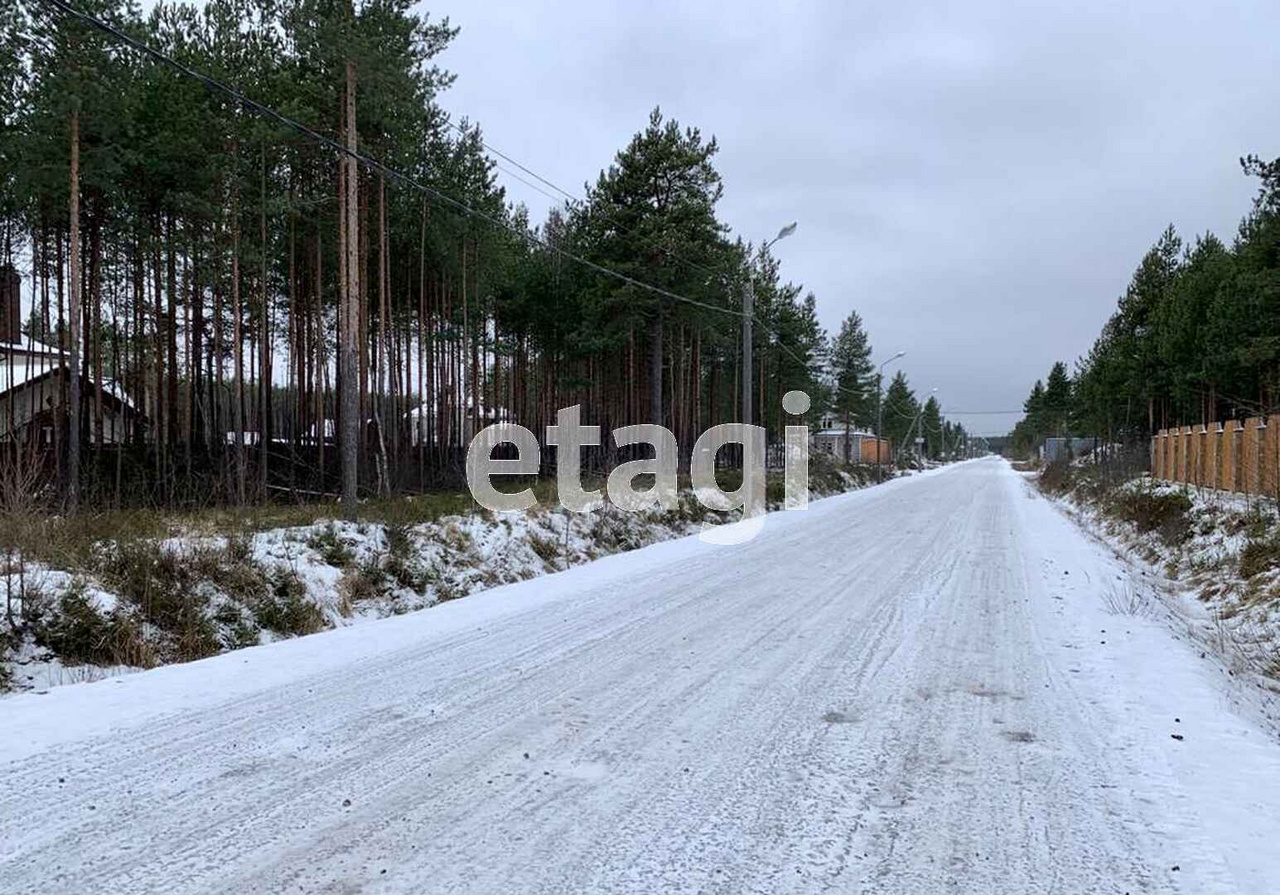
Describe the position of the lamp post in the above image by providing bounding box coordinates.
[743,221,797,427]
[875,351,906,480]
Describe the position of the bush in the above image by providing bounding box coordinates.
[35,584,153,667]
[1109,488,1193,546]
[1239,536,1280,580]
[96,542,219,661]
[808,452,847,494]
[379,525,432,593]
[765,477,787,506]
[251,568,325,636]
[384,553,431,593]
[384,524,413,559]
[528,530,561,565]
[308,525,354,568]
[1037,459,1074,495]
[338,558,386,605]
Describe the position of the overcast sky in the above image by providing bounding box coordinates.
[432,0,1278,435]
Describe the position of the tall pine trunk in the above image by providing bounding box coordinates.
[340,59,361,520]
[66,106,81,511]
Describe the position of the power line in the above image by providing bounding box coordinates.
[48,0,904,412]
[42,0,742,321]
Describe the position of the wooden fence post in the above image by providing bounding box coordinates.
[1265,414,1280,499]
[1177,426,1191,483]
[1204,423,1220,491]
[1170,427,1180,483]
[1190,424,1204,486]
[1223,420,1240,493]
[1243,417,1262,495]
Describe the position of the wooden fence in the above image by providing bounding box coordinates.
[1152,416,1280,496]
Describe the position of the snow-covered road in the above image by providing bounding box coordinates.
[4,458,1280,894]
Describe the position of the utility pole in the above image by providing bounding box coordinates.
[742,276,753,427]
[875,351,905,480]
[742,222,796,426]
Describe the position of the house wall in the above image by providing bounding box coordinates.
[0,371,128,445]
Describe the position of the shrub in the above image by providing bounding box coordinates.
[1239,536,1280,580]
[308,525,354,568]
[808,453,847,494]
[251,568,324,636]
[765,477,787,507]
[1109,488,1193,546]
[213,600,261,649]
[96,542,219,661]
[225,533,253,564]
[1037,459,1074,496]
[384,524,413,559]
[528,530,561,565]
[1225,508,1274,540]
[434,577,468,602]
[379,524,431,593]
[35,584,154,667]
[384,552,431,594]
[338,558,385,605]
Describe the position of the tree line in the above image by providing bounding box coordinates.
[1013,156,1280,456]
[0,0,960,515]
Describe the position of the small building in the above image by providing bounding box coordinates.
[0,338,137,447]
[0,269,137,446]
[405,397,508,447]
[1039,436,1099,463]
[811,423,891,464]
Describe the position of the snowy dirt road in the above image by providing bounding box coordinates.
[4,458,1280,894]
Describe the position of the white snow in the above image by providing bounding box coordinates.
[2,458,1279,893]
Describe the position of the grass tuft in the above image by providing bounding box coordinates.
[308,525,355,568]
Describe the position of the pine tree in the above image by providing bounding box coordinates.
[829,310,874,460]
[1042,361,1072,437]
[582,107,725,427]
[920,396,942,460]
[881,371,918,454]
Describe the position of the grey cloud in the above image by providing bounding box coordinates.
[438,0,1278,434]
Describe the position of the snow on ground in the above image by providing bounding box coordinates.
[2,458,1279,893]
[1053,474,1280,693]
[2,464,888,694]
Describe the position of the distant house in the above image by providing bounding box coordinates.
[1039,436,1099,463]
[0,338,138,447]
[405,397,508,446]
[0,266,138,447]
[811,412,891,463]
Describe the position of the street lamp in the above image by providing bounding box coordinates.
[875,351,906,479]
[743,222,797,427]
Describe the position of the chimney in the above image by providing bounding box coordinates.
[0,264,19,344]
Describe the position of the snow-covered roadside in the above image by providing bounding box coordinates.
[1031,469,1280,730]
[1011,468,1280,890]
[2,461,903,694]
[0,462,961,762]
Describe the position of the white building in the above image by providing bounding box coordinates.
[0,338,136,447]
[810,412,889,463]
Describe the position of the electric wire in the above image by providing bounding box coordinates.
[41,0,741,321]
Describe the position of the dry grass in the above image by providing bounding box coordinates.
[1239,536,1280,580]
[1101,582,1156,618]
[1108,487,1193,546]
